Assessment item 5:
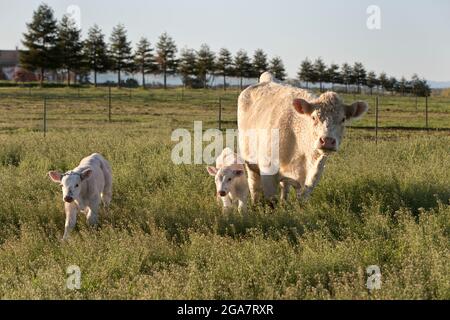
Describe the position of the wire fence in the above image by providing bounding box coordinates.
[0,86,449,143]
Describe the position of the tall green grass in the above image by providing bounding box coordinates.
[0,128,448,299]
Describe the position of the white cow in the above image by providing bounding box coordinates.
[48,153,112,239]
[207,148,249,213]
[238,72,368,203]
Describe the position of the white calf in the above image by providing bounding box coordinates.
[207,148,249,213]
[48,153,112,239]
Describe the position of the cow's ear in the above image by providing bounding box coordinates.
[293,99,313,115]
[207,166,217,176]
[48,171,62,183]
[346,101,368,120]
[80,169,92,181]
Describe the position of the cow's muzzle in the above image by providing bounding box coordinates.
[319,137,337,151]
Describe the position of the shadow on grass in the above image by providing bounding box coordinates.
[147,178,449,244]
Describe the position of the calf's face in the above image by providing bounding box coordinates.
[207,167,244,197]
[48,169,92,203]
[293,93,368,152]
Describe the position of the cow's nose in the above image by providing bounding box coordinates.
[218,191,227,197]
[64,196,74,203]
[319,137,336,149]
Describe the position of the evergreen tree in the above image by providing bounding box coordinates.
[341,63,353,93]
[252,49,269,78]
[234,49,252,90]
[366,71,378,95]
[84,24,110,87]
[326,63,340,89]
[387,76,398,94]
[352,62,367,93]
[57,15,83,86]
[196,44,215,88]
[216,48,233,90]
[269,56,287,81]
[178,48,197,87]
[134,37,156,88]
[20,3,59,86]
[298,58,314,88]
[412,76,431,97]
[313,58,327,91]
[379,72,389,94]
[396,76,408,95]
[156,32,178,89]
[109,24,134,87]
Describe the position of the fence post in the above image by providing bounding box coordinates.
[43,97,47,137]
[375,96,379,145]
[425,96,428,130]
[218,97,222,130]
[108,86,112,122]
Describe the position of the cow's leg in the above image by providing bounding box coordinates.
[260,174,278,202]
[63,202,78,240]
[86,196,100,226]
[246,166,262,204]
[299,159,326,202]
[280,181,290,202]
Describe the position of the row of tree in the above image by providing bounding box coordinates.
[297,58,431,97]
[20,4,287,89]
[20,4,430,96]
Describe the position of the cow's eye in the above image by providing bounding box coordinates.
[227,178,232,182]
[75,184,79,188]
[312,116,316,121]
[342,118,345,123]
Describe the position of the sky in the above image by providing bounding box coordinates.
[1,0,449,81]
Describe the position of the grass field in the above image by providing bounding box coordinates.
[0,86,449,299]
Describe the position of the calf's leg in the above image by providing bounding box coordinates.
[86,196,100,226]
[63,202,78,240]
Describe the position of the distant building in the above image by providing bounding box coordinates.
[0,48,61,82]
[0,49,20,80]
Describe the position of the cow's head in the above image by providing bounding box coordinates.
[48,169,92,203]
[207,166,245,197]
[293,92,368,153]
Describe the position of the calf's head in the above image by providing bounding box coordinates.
[48,169,92,203]
[293,92,368,152]
[207,166,244,197]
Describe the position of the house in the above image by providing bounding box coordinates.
[0,49,20,80]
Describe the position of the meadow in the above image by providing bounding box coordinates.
[0,86,448,299]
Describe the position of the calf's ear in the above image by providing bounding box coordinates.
[48,171,62,183]
[346,101,368,120]
[81,169,93,181]
[206,166,218,176]
[293,98,314,115]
